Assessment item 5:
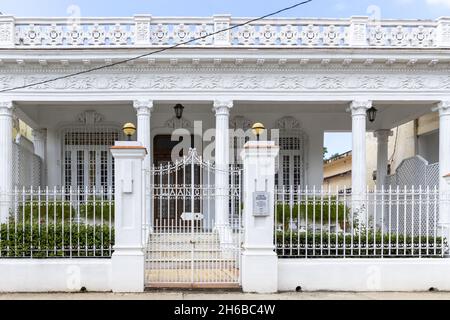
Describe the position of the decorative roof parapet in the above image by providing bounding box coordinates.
[1,15,449,49]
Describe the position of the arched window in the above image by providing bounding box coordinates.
[274,117,308,189]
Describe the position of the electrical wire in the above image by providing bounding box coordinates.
[0,0,313,93]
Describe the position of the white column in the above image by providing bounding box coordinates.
[134,100,153,234]
[0,101,13,222]
[374,129,393,230]
[349,101,371,225]
[434,101,450,240]
[241,141,280,293]
[349,101,371,196]
[33,129,47,186]
[110,141,147,293]
[374,129,393,190]
[213,100,233,233]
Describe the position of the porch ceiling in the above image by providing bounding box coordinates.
[233,101,436,131]
[14,100,436,132]
[15,101,136,129]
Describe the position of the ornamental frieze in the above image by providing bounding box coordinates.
[9,73,450,92]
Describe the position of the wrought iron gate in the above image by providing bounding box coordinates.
[145,149,243,288]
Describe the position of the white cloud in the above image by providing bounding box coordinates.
[426,0,450,8]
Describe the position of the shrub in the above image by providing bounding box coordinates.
[276,231,447,257]
[14,201,74,223]
[79,201,115,222]
[13,200,114,223]
[0,222,114,258]
[276,198,349,227]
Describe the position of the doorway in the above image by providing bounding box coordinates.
[152,135,200,225]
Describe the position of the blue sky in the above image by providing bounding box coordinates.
[2,0,448,155]
[1,0,450,18]
[324,133,352,158]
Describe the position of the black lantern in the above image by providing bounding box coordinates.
[367,106,378,123]
[174,104,185,119]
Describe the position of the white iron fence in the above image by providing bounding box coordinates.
[275,186,448,258]
[0,187,114,258]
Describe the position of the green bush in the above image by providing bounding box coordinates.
[276,231,447,257]
[0,222,114,258]
[79,201,115,222]
[13,200,114,223]
[14,201,73,223]
[276,199,349,227]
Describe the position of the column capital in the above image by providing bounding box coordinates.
[374,129,393,141]
[0,101,14,116]
[213,99,233,115]
[433,101,450,116]
[133,100,154,115]
[348,100,372,116]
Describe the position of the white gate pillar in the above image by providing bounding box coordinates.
[32,128,47,186]
[241,141,280,293]
[110,141,147,293]
[434,101,450,241]
[213,100,233,232]
[0,101,13,223]
[134,100,153,234]
[349,101,371,224]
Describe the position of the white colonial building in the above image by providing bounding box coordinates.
[1,14,450,292]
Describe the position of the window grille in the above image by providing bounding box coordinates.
[62,127,121,189]
[274,117,308,190]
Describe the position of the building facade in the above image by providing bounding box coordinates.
[1,14,450,291]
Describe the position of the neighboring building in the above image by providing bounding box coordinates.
[323,151,352,191]
[367,111,440,188]
[326,111,439,190]
[13,118,33,141]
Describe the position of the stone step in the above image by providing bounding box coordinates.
[147,253,236,260]
[146,260,239,269]
[147,242,220,251]
[148,240,220,245]
[149,234,219,240]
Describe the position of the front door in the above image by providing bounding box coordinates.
[153,135,200,225]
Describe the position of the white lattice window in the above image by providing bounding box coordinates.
[63,130,120,189]
[274,117,308,189]
[61,111,121,189]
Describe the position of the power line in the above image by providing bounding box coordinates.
[0,0,313,93]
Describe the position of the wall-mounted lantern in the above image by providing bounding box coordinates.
[367,106,378,123]
[174,104,185,119]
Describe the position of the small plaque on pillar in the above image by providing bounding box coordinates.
[253,192,270,217]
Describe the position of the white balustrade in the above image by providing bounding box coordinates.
[2,16,447,48]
